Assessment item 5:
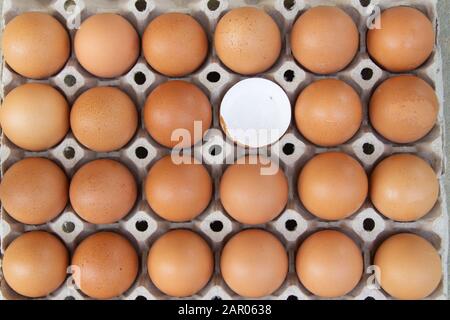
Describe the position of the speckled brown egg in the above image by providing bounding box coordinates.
[70,87,138,152]
[144,80,212,148]
[369,75,438,144]
[71,231,139,299]
[367,7,435,72]
[74,13,139,78]
[2,12,70,79]
[147,229,214,297]
[0,83,69,151]
[296,230,363,298]
[291,6,359,74]
[220,155,288,224]
[214,7,281,75]
[0,158,68,225]
[298,152,368,220]
[295,79,362,146]
[2,231,68,298]
[142,13,208,77]
[145,155,212,222]
[370,154,439,222]
[374,233,442,299]
[220,229,288,298]
[70,159,137,224]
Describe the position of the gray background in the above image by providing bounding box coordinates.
[438,0,450,288]
[0,0,449,297]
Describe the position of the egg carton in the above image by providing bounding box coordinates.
[0,0,447,300]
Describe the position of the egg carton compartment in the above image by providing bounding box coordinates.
[0,0,447,300]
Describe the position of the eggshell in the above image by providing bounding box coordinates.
[370,154,439,222]
[2,231,68,298]
[144,80,212,148]
[219,155,288,224]
[219,78,291,148]
[2,12,70,79]
[0,83,69,151]
[220,229,288,298]
[296,230,363,298]
[74,13,139,78]
[145,155,212,222]
[142,13,208,77]
[147,229,214,297]
[374,233,442,299]
[214,7,281,75]
[70,159,137,224]
[294,79,362,146]
[369,75,438,144]
[70,87,138,152]
[298,152,368,220]
[291,6,359,74]
[0,158,68,225]
[367,7,435,72]
[71,231,139,299]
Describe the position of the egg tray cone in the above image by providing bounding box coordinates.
[0,0,448,300]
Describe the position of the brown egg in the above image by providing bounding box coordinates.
[291,6,359,74]
[72,231,138,299]
[147,229,214,297]
[294,79,362,146]
[220,155,288,224]
[298,152,368,220]
[374,233,442,299]
[145,155,212,222]
[0,83,69,151]
[214,7,281,75]
[70,87,138,152]
[370,154,439,222]
[142,13,208,77]
[296,230,363,298]
[367,7,435,72]
[2,12,70,79]
[144,80,212,148]
[2,231,68,298]
[0,158,68,225]
[369,75,438,144]
[74,13,139,78]
[70,159,137,224]
[220,229,288,297]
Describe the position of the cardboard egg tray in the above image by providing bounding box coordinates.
[0,0,447,300]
